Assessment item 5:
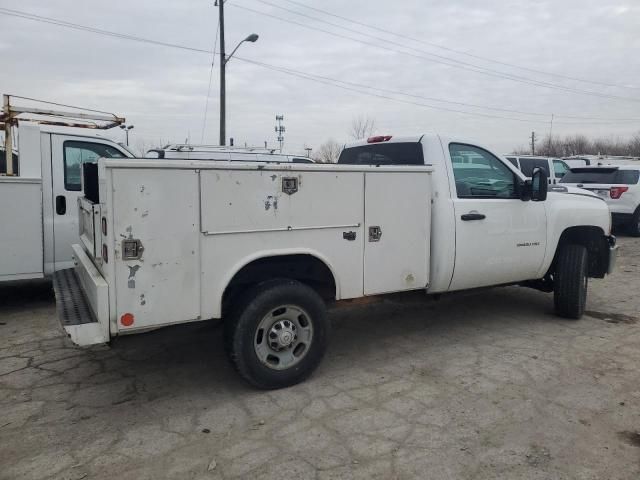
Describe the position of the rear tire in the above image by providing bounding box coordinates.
[628,208,640,237]
[553,244,588,319]
[224,279,329,389]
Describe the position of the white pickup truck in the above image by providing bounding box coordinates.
[0,95,132,282]
[54,134,617,389]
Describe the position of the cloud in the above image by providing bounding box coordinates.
[1,0,638,154]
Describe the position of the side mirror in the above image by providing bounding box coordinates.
[531,167,548,201]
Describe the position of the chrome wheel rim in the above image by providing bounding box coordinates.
[254,305,314,370]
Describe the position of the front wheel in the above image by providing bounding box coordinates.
[225,279,330,389]
[553,244,588,319]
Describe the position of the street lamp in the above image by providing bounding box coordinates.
[218,0,258,145]
[120,124,134,146]
[219,32,259,146]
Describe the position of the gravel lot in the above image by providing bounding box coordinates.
[1,236,639,480]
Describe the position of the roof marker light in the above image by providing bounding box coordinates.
[367,135,392,143]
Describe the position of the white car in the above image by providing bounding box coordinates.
[505,155,571,185]
[560,165,640,236]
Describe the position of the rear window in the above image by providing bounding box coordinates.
[338,143,424,165]
[560,168,640,185]
[518,158,549,177]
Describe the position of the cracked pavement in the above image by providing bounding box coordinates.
[1,236,639,480]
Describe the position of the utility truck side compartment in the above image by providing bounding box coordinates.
[68,160,432,340]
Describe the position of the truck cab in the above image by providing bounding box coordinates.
[0,95,131,282]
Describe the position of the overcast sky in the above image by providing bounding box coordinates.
[1,0,639,155]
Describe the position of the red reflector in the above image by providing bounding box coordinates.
[101,217,107,236]
[366,135,392,143]
[121,313,134,327]
[610,186,628,199]
[102,244,108,263]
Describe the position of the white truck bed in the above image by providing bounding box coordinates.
[0,177,44,281]
[61,160,433,341]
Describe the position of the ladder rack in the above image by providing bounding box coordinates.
[1,94,125,176]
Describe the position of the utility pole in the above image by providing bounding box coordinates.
[275,115,285,152]
[548,114,554,154]
[305,147,312,158]
[218,0,226,146]
[530,131,536,155]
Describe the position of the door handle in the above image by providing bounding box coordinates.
[56,195,66,215]
[461,212,485,221]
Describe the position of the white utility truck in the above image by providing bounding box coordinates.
[0,95,132,282]
[54,134,617,389]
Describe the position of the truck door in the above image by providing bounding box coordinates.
[447,143,547,291]
[50,136,127,270]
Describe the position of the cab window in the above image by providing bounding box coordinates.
[449,144,517,199]
[553,160,570,179]
[64,141,125,191]
[519,157,549,177]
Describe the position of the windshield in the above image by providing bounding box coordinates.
[560,168,639,185]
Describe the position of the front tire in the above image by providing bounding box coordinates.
[553,244,588,319]
[225,279,329,389]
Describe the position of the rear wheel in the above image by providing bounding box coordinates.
[628,208,640,237]
[224,279,329,389]
[553,244,588,319]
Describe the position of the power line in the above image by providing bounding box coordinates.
[232,55,637,126]
[232,2,640,103]
[236,57,640,123]
[278,0,639,91]
[1,7,638,125]
[0,7,212,54]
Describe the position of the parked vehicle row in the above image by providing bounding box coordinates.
[560,165,640,236]
[54,134,617,388]
[0,95,314,284]
[505,155,571,184]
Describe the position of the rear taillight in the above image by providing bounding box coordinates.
[101,217,107,236]
[610,186,628,199]
[102,244,108,263]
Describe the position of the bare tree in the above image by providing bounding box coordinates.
[349,115,377,140]
[513,131,640,157]
[313,139,342,163]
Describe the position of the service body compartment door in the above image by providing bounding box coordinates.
[363,172,430,295]
[199,168,365,317]
[112,168,201,331]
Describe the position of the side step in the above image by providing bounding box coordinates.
[52,268,109,345]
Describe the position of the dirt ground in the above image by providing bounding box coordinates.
[1,236,639,480]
